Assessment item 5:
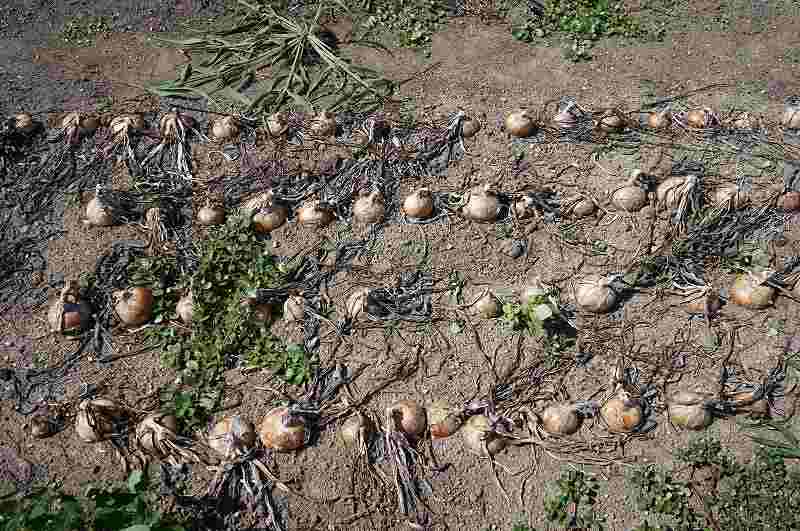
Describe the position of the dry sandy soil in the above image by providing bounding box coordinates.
[2,1,800,530]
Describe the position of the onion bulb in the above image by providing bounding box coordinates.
[611,176,648,212]
[197,201,225,226]
[600,390,643,434]
[647,109,670,130]
[668,391,714,431]
[730,271,775,309]
[109,114,143,142]
[113,287,154,326]
[283,295,304,322]
[340,412,373,448]
[713,183,748,208]
[428,400,464,440]
[85,194,114,227]
[472,290,500,319]
[461,116,481,138]
[403,188,434,219]
[159,112,180,143]
[505,109,536,138]
[135,412,179,458]
[207,416,256,459]
[259,406,307,452]
[461,415,507,456]
[176,291,193,324]
[460,183,499,222]
[561,195,597,219]
[352,190,385,224]
[309,110,336,137]
[386,400,427,440]
[553,105,578,130]
[243,192,288,234]
[575,274,617,313]
[266,112,289,137]
[48,280,92,334]
[75,398,126,443]
[540,403,583,436]
[297,199,335,228]
[686,109,708,128]
[513,195,535,220]
[781,104,800,129]
[346,287,371,321]
[14,113,36,134]
[210,115,240,142]
[782,191,800,212]
[656,176,687,209]
[598,109,625,132]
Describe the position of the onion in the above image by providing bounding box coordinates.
[207,416,256,459]
[540,403,583,436]
[600,390,643,434]
[713,183,748,208]
[668,391,714,431]
[461,116,482,138]
[48,280,92,334]
[75,398,126,443]
[14,113,36,134]
[283,295,304,322]
[656,176,687,209]
[352,190,385,224]
[611,174,648,212]
[428,400,464,440]
[176,291,193,324]
[686,109,708,128]
[266,112,289,137]
[598,109,625,132]
[159,112,179,143]
[109,114,143,142]
[461,415,507,456]
[243,192,288,233]
[513,195,535,220]
[210,115,240,142]
[113,287,154,326]
[340,412,373,448]
[309,110,337,137]
[197,201,225,226]
[403,188,435,219]
[346,287,371,321]
[730,271,775,309]
[505,109,536,138]
[85,193,114,227]
[297,199,335,228]
[782,191,800,212]
[460,183,499,222]
[472,290,500,318]
[647,109,670,130]
[259,406,307,452]
[386,400,427,441]
[575,274,617,314]
[135,412,179,458]
[561,195,597,219]
[553,106,578,130]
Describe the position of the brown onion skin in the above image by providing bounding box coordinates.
[601,393,643,434]
[428,400,463,440]
[387,400,427,440]
[541,404,582,436]
[114,287,154,326]
[259,406,306,452]
[461,117,481,138]
[197,205,225,226]
[462,415,507,456]
[208,416,257,458]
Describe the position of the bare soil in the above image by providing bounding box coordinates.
[2,2,800,530]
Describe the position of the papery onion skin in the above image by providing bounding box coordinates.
[136,412,179,457]
[197,204,225,226]
[599,110,624,132]
[611,184,647,212]
[346,287,371,321]
[541,404,582,436]
[505,110,536,138]
[428,400,463,440]
[656,176,687,209]
[781,107,800,129]
[387,400,427,440]
[403,188,434,219]
[259,406,307,452]
[647,111,670,130]
[15,113,36,133]
[562,196,597,219]
[113,287,154,326]
[353,191,385,224]
[730,273,775,309]
[310,111,337,137]
[668,403,712,430]
[462,415,507,456]
[208,416,257,458]
[686,109,707,128]
[283,296,304,322]
[473,291,500,319]
[461,185,499,222]
[75,398,124,443]
[267,112,289,136]
[713,184,748,209]
[461,117,481,138]
[177,291,193,324]
[210,115,240,142]
[297,200,335,228]
[600,392,643,434]
[85,197,114,227]
[575,274,617,314]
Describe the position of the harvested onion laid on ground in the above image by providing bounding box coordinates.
[345,286,371,322]
[309,110,337,137]
[210,115,241,142]
[539,403,585,436]
[561,195,597,219]
[646,109,671,130]
[656,176,688,209]
[283,295,304,322]
[575,274,618,313]
[460,183,500,222]
[135,412,202,464]
[259,406,307,452]
[611,172,648,212]
[75,398,128,443]
[207,416,257,460]
[48,279,92,335]
[176,291,193,324]
[461,115,481,138]
[84,186,115,227]
[339,412,374,449]
[242,192,288,234]
[667,391,714,431]
[386,399,427,441]
[297,199,335,228]
[713,183,749,209]
[403,188,435,219]
[600,389,644,434]
[197,201,225,226]
[730,271,776,309]
[267,112,289,137]
[781,97,800,129]
[598,109,625,132]
[462,415,507,456]
[471,289,501,319]
[428,400,465,440]
[113,287,154,326]
[352,190,385,224]
[505,109,537,138]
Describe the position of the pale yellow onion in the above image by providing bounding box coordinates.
[159,112,179,142]
[461,415,507,456]
[346,287,371,321]
[259,406,307,452]
[403,188,434,219]
[386,400,427,440]
[113,287,154,326]
[611,176,647,212]
[85,196,114,227]
[667,391,714,430]
[730,271,775,309]
[297,199,334,228]
[197,202,225,226]
[575,274,617,313]
[472,290,500,318]
[686,109,707,128]
[283,296,304,322]
[600,390,643,434]
[781,107,800,129]
[561,195,597,219]
[207,416,256,459]
[540,403,583,436]
[505,110,536,138]
[352,190,385,224]
[428,400,463,440]
[176,291,193,324]
[461,116,481,138]
[647,110,670,130]
[210,115,240,142]
[135,412,179,458]
[75,398,126,443]
[460,183,499,222]
[340,412,373,448]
